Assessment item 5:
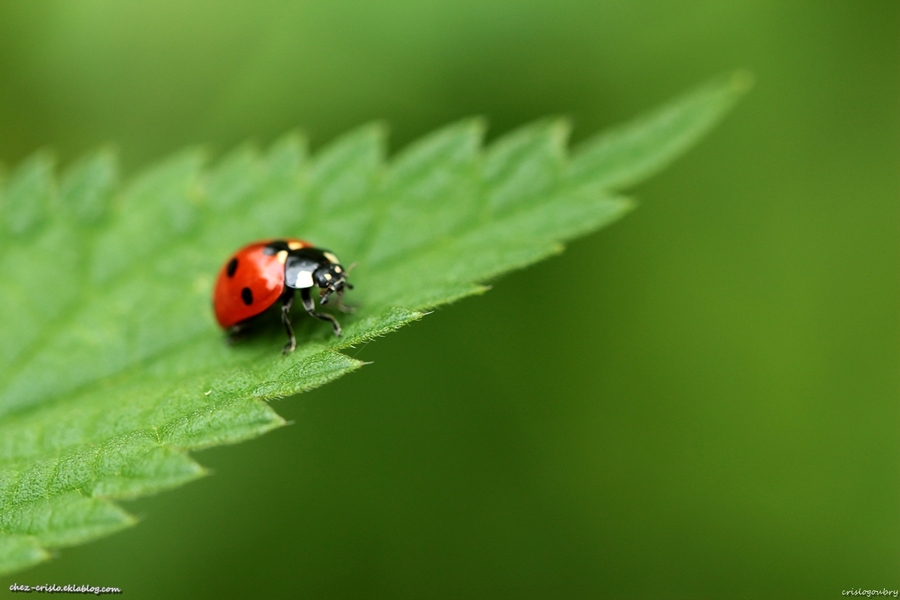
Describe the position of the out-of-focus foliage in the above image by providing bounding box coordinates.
[0,1,896,598]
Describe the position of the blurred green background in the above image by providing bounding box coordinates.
[1,1,897,598]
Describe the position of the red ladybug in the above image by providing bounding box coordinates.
[213,238,353,353]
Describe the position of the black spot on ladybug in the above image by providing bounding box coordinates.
[226,257,239,277]
[241,287,253,306]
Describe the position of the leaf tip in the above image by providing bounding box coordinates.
[363,120,391,141]
[472,115,489,134]
[271,129,309,149]
[618,196,639,212]
[730,69,755,95]
[0,535,51,576]
[446,116,489,140]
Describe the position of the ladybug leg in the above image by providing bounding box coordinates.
[281,291,297,355]
[300,287,342,337]
[226,323,250,346]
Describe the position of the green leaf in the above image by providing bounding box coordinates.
[0,72,749,574]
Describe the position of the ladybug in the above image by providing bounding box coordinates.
[213,239,353,354]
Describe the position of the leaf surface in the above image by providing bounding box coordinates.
[0,73,749,574]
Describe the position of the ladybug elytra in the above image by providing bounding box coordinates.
[212,239,353,353]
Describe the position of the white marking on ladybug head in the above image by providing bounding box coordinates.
[288,241,305,250]
[294,269,314,288]
[323,252,339,264]
[276,250,288,264]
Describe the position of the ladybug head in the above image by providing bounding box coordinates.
[314,257,353,305]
